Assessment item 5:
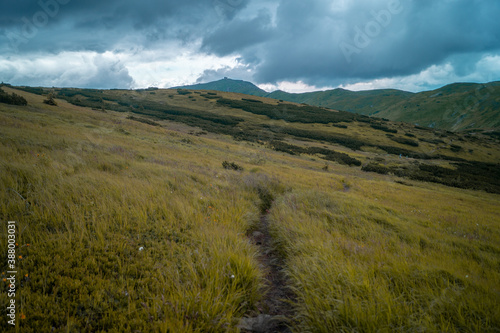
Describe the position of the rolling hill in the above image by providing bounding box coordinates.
[174,78,268,96]
[1,84,499,331]
[177,79,500,132]
[8,83,500,193]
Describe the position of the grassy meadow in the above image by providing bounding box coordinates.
[0,88,499,332]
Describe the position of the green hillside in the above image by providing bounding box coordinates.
[9,83,500,193]
[267,88,414,115]
[177,79,500,132]
[1,85,499,332]
[378,81,500,131]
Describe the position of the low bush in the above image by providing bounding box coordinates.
[361,163,390,174]
[222,161,244,171]
[241,98,263,103]
[270,141,362,166]
[15,86,45,95]
[450,144,463,152]
[200,94,220,99]
[415,125,432,131]
[418,137,445,144]
[484,131,500,139]
[216,98,364,124]
[390,136,419,147]
[43,94,58,106]
[370,124,398,133]
[361,160,500,194]
[127,116,161,127]
[0,88,28,106]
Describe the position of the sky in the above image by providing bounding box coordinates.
[0,0,499,93]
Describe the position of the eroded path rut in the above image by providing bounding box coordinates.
[239,213,295,333]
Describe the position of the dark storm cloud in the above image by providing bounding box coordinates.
[0,0,499,90]
[240,0,500,86]
[0,0,217,29]
[0,0,249,53]
[194,0,500,87]
[201,10,273,56]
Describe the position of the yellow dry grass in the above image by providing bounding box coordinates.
[0,90,499,332]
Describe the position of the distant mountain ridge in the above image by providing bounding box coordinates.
[175,79,500,131]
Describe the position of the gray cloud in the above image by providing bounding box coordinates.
[0,0,499,91]
[82,55,135,89]
[244,0,500,86]
[0,0,247,54]
[202,10,273,56]
[0,53,134,89]
[196,65,254,83]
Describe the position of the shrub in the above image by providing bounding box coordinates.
[201,94,220,99]
[241,98,263,103]
[222,161,244,171]
[484,131,500,139]
[276,127,366,151]
[371,124,398,133]
[390,136,419,147]
[415,125,432,131]
[270,141,362,166]
[127,116,160,127]
[216,98,362,124]
[419,138,445,144]
[43,93,58,106]
[15,86,45,95]
[361,163,390,175]
[0,88,28,106]
[323,151,362,166]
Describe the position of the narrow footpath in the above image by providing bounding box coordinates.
[239,213,295,333]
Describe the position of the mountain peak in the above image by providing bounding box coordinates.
[174,78,267,96]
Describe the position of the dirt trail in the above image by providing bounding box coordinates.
[239,214,295,333]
